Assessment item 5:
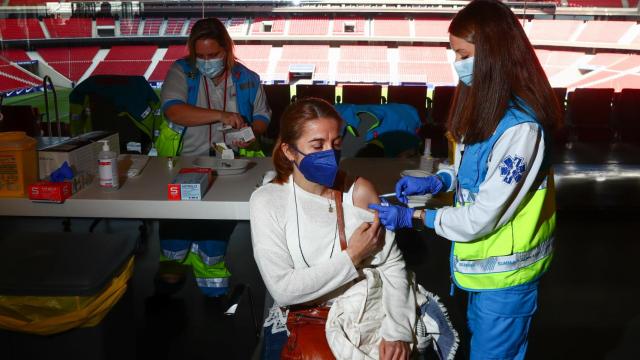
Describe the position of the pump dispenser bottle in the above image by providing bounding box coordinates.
[98,140,119,190]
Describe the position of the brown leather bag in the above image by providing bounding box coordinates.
[281,185,349,360]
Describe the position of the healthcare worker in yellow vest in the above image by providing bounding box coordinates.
[156,18,271,299]
[369,1,560,359]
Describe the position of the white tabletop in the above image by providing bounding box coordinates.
[0,156,445,220]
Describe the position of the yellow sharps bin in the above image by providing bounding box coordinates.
[0,132,38,197]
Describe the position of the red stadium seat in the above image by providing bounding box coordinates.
[612,89,640,142]
[567,88,615,142]
[295,84,335,104]
[426,85,456,157]
[340,84,382,105]
[0,19,45,40]
[387,85,428,121]
[263,84,291,139]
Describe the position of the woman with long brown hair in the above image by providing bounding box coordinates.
[250,98,415,359]
[371,1,560,358]
[154,17,271,299]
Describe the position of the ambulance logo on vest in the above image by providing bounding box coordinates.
[499,155,526,184]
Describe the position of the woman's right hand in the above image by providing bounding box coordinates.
[346,215,384,267]
[219,111,245,129]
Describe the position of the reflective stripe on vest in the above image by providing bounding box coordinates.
[454,236,554,274]
[190,242,224,266]
[196,277,230,288]
[161,248,188,261]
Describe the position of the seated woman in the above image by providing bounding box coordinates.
[250,98,415,359]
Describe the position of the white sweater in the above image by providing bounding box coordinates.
[249,177,416,342]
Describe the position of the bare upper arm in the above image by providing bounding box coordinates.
[351,177,380,210]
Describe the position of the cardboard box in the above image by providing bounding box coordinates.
[38,131,119,182]
[168,168,212,201]
[29,181,73,203]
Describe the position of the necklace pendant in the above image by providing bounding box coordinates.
[329,204,333,213]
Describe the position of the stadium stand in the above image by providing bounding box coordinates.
[141,18,163,36]
[288,17,330,36]
[414,18,450,39]
[235,45,272,61]
[250,17,286,35]
[0,18,45,40]
[398,46,448,62]
[333,17,366,36]
[148,60,173,82]
[575,21,634,44]
[0,49,32,63]
[91,61,151,76]
[527,19,582,42]
[398,63,454,84]
[340,45,386,61]
[89,45,156,78]
[104,45,157,61]
[38,46,99,62]
[163,45,188,60]
[273,45,329,82]
[165,18,186,36]
[567,0,626,7]
[372,17,410,37]
[44,18,92,38]
[119,18,140,36]
[7,0,47,5]
[96,18,115,27]
[227,17,247,35]
[0,59,41,92]
[38,46,100,82]
[336,61,390,83]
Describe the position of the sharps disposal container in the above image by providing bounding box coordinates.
[0,232,137,359]
[0,131,38,197]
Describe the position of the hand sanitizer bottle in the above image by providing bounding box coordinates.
[98,140,119,190]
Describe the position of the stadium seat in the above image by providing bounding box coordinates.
[0,105,41,137]
[426,85,456,157]
[567,88,615,143]
[612,88,640,143]
[263,84,291,139]
[386,85,428,121]
[295,84,335,104]
[552,87,569,147]
[340,84,382,105]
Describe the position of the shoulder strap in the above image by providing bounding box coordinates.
[333,171,357,251]
[334,188,347,251]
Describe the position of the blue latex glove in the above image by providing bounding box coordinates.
[395,175,444,204]
[50,161,74,183]
[368,202,414,232]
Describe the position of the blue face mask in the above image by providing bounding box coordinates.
[293,147,341,188]
[454,56,474,86]
[196,57,224,78]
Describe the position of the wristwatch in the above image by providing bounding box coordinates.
[411,209,425,230]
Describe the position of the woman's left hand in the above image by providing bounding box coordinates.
[379,339,410,360]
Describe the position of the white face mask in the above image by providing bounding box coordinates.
[454,56,474,86]
[196,57,224,78]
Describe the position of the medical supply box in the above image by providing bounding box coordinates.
[168,168,212,201]
[38,131,119,181]
[0,131,38,198]
[29,181,73,203]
